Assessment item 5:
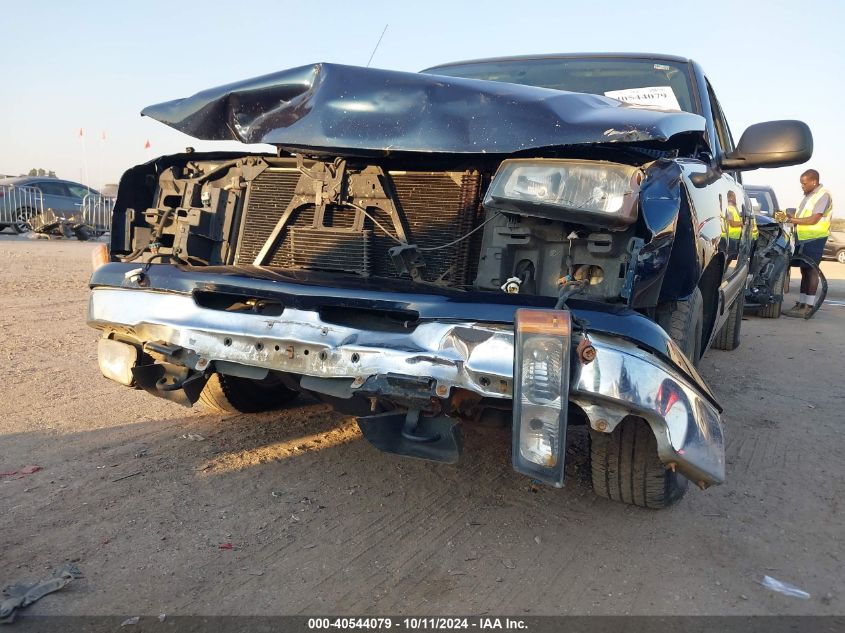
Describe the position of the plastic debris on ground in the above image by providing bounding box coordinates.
[1,465,42,479]
[120,616,140,626]
[218,542,233,550]
[0,564,82,623]
[181,433,205,441]
[759,575,811,599]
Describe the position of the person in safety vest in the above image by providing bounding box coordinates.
[726,190,742,241]
[783,169,832,318]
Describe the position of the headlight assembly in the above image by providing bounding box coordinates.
[483,159,641,229]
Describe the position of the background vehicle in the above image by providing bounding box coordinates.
[746,214,793,318]
[89,55,811,509]
[744,184,792,317]
[823,231,845,263]
[744,184,780,217]
[0,176,99,233]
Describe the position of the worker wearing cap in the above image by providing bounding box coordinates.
[784,169,832,318]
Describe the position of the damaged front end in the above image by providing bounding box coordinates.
[90,61,725,502]
[89,266,724,489]
[746,214,794,310]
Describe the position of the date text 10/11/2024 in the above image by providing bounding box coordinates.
[307,617,528,630]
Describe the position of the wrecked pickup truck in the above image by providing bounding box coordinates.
[88,54,812,508]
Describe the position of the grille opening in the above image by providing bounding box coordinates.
[318,306,419,333]
[193,291,284,316]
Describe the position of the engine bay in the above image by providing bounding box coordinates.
[111,154,647,304]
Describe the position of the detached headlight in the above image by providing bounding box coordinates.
[484,159,641,229]
[513,309,572,487]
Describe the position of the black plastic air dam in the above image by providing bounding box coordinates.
[356,411,462,464]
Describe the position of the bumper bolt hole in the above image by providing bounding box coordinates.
[274,345,280,352]
[223,338,232,347]
[255,342,264,351]
[351,353,360,363]
[479,376,491,387]
[319,350,328,361]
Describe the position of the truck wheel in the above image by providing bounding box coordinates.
[590,419,688,509]
[758,266,786,319]
[655,287,703,365]
[712,290,744,350]
[199,372,299,413]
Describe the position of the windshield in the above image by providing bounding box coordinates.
[746,190,774,215]
[425,57,697,114]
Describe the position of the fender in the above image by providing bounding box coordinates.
[629,160,700,307]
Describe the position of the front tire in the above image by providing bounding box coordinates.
[199,372,299,413]
[655,287,704,365]
[759,265,786,319]
[712,290,744,350]
[590,419,688,509]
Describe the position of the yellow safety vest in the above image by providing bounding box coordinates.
[727,204,741,239]
[796,186,832,241]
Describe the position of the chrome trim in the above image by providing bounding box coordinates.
[88,287,724,485]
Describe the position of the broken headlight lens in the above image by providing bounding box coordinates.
[484,159,641,229]
[513,309,571,487]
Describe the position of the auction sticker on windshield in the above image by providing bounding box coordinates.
[604,86,681,111]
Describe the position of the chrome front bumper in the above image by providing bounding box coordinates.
[88,287,724,486]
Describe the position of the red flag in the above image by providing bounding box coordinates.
[78,128,84,138]
[144,139,151,150]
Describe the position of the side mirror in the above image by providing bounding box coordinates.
[720,120,812,171]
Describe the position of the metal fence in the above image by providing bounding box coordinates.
[0,184,44,229]
[81,194,115,234]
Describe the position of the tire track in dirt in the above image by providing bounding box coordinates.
[324,470,509,613]
[289,462,496,612]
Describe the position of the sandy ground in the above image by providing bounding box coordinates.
[0,233,842,617]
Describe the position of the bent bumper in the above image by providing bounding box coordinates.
[88,282,724,487]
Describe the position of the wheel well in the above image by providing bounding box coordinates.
[659,191,699,301]
[698,257,723,347]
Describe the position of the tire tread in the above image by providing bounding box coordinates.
[713,291,744,350]
[590,419,688,509]
[656,288,704,364]
[198,372,298,414]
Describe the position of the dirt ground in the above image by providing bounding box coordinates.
[1,234,842,617]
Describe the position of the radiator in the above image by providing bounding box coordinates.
[235,169,484,285]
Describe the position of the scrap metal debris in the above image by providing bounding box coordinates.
[28,210,93,241]
[0,564,82,623]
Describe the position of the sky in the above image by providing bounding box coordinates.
[1,0,843,209]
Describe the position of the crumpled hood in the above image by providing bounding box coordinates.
[141,62,705,155]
